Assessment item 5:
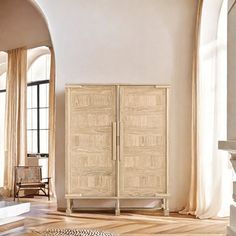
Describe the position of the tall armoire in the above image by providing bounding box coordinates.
[65,85,170,215]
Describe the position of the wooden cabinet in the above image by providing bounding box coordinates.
[65,85,169,215]
[119,86,167,197]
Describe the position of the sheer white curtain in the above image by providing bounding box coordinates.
[196,0,232,218]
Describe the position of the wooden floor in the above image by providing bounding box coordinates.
[0,199,229,236]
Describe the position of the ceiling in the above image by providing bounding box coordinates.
[0,0,51,51]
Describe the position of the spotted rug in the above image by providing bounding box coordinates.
[42,229,118,236]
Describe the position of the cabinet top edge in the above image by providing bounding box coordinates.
[65,84,171,88]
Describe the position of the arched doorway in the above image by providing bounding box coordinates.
[0,0,55,198]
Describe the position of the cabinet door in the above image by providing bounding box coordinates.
[66,86,117,197]
[119,86,167,197]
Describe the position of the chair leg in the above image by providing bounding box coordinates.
[17,189,20,201]
[13,186,16,201]
[48,183,50,201]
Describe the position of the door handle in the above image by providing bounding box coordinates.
[120,122,123,161]
[112,122,117,161]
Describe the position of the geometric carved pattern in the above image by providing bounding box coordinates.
[119,86,167,197]
[66,86,116,197]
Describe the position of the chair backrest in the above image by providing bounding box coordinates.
[15,166,42,183]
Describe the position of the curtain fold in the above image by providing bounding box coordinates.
[3,48,27,196]
[48,47,56,197]
[179,0,203,215]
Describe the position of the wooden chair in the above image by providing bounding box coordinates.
[14,166,50,201]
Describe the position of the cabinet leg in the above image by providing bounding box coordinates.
[163,198,169,216]
[115,209,120,216]
[66,199,73,215]
[115,199,120,216]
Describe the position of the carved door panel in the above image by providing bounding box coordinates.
[66,86,117,197]
[119,86,167,197]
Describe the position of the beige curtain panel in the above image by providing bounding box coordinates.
[4,48,27,196]
[180,0,203,215]
[48,47,56,197]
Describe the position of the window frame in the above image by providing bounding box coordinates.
[27,79,49,158]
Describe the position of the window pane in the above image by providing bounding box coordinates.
[27,54,51,82]
[32,86,38,108]
[27,130,32,153]
[27,109,37,130]
[0,51,7,91]
[27,130,38,154]
[27,65,33,83]
[0,72,7,90]
[40,130,48,153]
[46,55,51,80]
[40,108,48,129]
[40,83,49,107]
[27,86,32,108]
[27,85,37,108]
[0,92,6,187]
[32,131,38,153]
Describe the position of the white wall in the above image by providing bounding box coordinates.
[35,0,198,211]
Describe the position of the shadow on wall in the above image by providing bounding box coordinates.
[55,90,66,205]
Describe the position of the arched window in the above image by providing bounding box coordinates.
[27,48,51,157]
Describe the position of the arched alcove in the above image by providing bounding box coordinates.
[0,0,51,51]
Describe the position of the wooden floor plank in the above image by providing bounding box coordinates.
[0,198,228,235]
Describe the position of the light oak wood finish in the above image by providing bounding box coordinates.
[119,86,167,197]
[66,86,117,199]
[0,199,228,236]
[65,85,169,215]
